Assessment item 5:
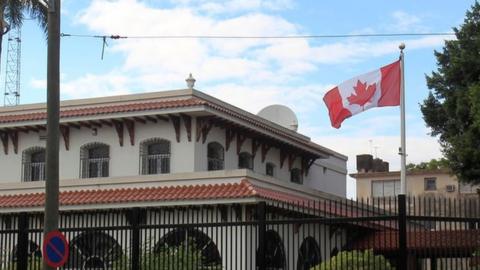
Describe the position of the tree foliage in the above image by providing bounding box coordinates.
[1,0,47,32]
[311,250,394,270]
[421,2,480,184]
[0,0,47,72]
[406,158,450,171]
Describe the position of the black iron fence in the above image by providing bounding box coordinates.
[0,195,479,270]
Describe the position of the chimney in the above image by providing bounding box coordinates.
[356,154,373,173]
[382,161,389,172]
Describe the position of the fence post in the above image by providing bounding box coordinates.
[397,194,407,270]
[17,213,29,270]
[257,201,266,270]
[130,208,140,270]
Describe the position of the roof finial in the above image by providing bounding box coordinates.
[186,73,196,89]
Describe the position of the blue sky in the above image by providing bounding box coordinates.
[7,0,477,196]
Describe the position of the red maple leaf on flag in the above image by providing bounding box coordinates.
[347,80,376,106]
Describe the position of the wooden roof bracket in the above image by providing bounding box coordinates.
[59,125,70,151]
[225,129,235,151]
[113,120,124,147]
[261,143,271,163]
[0,132,8,155]
[251,139,260,158]
[236,133,247,154]
[125,119,135,146]
[9,131,18,154]
[288,153,297,171]
[280,149,287,169]
[169,115,181,143]
[180,114,192,142]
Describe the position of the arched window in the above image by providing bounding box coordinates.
[207,142,224,171]
[291,168,303,184]
[66,232,122,269]
[80,143,109,178]
[256,230,286,269]
[140,138,171,175]
[266,162,275,177]
[297,237,321,270]
[238,152,253,170]
[155,228,222,268]
[22,147,46,182]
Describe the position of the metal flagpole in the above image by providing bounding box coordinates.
[399,43,407,194]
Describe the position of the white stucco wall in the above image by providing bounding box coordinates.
[306,157,348,198]
[0,117,347,197]
[0,120,196,182]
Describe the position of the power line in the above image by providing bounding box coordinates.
[60,32,455,40]
[61,31,457,60]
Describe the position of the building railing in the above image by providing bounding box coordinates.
[1,195,479,270]
[208,158,224,171]
[140,154,170,174]
[21,162,45,182]
[80,157,109,178]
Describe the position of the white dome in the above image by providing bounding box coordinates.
[257,105,298,131]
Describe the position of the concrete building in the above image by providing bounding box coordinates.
[0,88,347,197]
[351,154,478,199]
[0,78,352,269]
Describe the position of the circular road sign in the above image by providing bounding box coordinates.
[42,230,69,268]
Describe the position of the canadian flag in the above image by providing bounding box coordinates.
[323,60,401,128]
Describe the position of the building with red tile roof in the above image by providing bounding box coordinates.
[0,78,354,269]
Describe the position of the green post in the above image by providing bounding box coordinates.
[43,0,61,269]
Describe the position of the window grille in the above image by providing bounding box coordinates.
[140,138,171,175]
[290,168,303,184]
[22,147,46,182]
[266,162,275,176]
[80,143,110,178]
[207,142,224,171]
[238,152,253,170]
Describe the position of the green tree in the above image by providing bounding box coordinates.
[421,2,480,185]
[311,250,394,270]
[0,0,47,65]
[406,158,450,171]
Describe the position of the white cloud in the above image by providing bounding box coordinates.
[390,11,425,32]
[70,0,452,98]
[31,72,133,100]
[168,0,294,14]
[30,78,46,89]
[204,83,334,114]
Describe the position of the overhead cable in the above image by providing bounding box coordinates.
[60,32,455,40]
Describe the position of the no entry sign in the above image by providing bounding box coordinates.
[42,230,69,268]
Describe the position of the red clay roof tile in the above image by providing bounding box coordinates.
[0,180,256,209]
[0,179,401,232]
[0,98,206,124]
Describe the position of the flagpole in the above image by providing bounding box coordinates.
[399,43,407,195]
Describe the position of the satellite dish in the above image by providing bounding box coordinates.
[257,105,298,131]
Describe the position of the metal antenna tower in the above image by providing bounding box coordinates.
[3,26,21,106]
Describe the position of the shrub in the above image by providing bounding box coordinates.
[111,238,222,270]
[311,250,394,270]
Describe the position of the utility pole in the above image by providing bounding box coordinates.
[43,0,60,269]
